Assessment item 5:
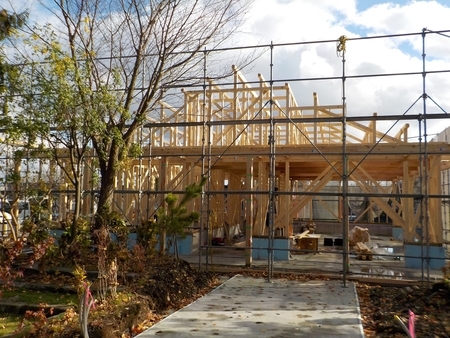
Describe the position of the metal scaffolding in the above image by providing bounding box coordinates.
[1,29,450,284]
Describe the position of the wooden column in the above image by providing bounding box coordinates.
[245,156,253,266]
[275,162,290,236]
[284,162,290,235]
[402,161,415,241]
[227,172,241,228]
[209,169,225,231]
[428,155,443,243]
[256,162,268,235]
[158,157,167,252]
[372,113,377,143]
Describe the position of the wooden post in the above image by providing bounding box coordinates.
[245,156,253,266]
[372,112,377,143]
[284,162,290,236]
[158,157,167,253]
[428,155,442,243]
[402,161,415,241]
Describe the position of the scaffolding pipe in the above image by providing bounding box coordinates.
[337,35,350,287]
[267,42,276,282]
[0,30,449,284]
[201,48,209,270]
[421,29,431,285]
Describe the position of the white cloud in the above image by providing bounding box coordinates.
[244,0,357,43]
[349,1,450,33]
[4,0,450,140]
[237,0,450,139]
[299,47,335,77]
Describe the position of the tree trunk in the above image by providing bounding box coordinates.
[96,171,116,229]
[95,143,120,229]
[71,178,82,241]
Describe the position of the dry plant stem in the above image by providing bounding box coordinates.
[108,258,118,299]
[79,284,95,338]
[97,225,118,300]
[97,225,109,302]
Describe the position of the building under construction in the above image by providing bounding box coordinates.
[1,30,450,282]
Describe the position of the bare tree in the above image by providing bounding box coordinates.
[27,0,253,227]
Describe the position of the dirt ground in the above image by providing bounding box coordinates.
[8,259,450,337]
[357,282,450,337]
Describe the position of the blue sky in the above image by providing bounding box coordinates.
[356,0,412,11]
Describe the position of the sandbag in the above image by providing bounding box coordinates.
[349,226,370,246]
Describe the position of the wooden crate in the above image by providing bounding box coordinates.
[296,237,319,251]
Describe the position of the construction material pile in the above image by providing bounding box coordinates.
[349,226,371,246]
[349,226,372,260]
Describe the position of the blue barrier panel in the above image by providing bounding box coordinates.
[404,243,446,269]
[392,227,403,240]
[252,237,290,261]
[155,233,195,255]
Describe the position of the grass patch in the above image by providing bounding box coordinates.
[0,288,78,336]
[0,314,34,337]
[0,288,78,306]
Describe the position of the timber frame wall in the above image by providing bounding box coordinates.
[1,30,450,263]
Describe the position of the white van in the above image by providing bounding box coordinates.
[0,200,30,224]
[0,210,12,223]
[0,209,12,238]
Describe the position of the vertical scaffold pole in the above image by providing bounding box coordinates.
[420,28,430,285]
[201,48,209,270]
[268,42,276,282]
[337,35,350,287]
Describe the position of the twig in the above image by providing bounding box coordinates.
[79,282,95,338]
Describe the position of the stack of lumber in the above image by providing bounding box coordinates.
[292,230,309,239]
[355,242,372,261]
[289,230,310,245]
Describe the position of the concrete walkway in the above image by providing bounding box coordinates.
[136,275,365,337]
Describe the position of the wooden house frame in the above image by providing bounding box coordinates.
[109,66,449,246]
[5,66,448,248]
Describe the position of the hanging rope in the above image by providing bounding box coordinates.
[337,35,347,56]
